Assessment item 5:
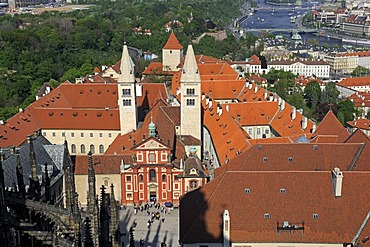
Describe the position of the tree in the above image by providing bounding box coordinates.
[337,100,357,125]
[304,81,322,108]
[321,82,339,104]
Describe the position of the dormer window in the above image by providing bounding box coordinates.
[190,168,197,175]
[280,188,286,194]
[264,213,270,219]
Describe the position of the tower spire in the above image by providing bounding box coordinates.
[28,135,40,199]
[110,184,119,247]
[118,43,138,135]
[16,150,26,196]
[43,162,51,203]
[118,44,135,83]
[180,44,202,141]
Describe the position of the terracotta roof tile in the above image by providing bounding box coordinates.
[347,92,370,107]
[180,171,370,244]
[74,154,132,174]
[338,76,370,87]
[312,110,350,143]
[163,32,183,50]
[347,118,370,130]
[142,62,176,75]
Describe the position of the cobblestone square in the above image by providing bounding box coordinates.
[118,206,179,247]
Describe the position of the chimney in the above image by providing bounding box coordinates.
[291,106,296,120]
[302,116,308,130]
[245,81,250,88]
[278,96,282,106]
[273,93,278,102]
[248,83,253,90]
[223,209,230,247]
[312,123,317,133]
[206,96,209,105]
[254,83,258,94]
[225,105,229,112]
[280,99,285,111]
[264,89,268,99]
[332,167,343,197]
[217,104,223,116]
[209,99,213,109]
[202,92,205,100]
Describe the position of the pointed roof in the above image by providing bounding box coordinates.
[118,44,135,83]
[311,110,350,143]
[163,32,183,50]
[181,45,201,83]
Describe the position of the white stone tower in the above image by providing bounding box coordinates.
[180,44,201,140]
[118,44,137,135]
[162,32,183,72]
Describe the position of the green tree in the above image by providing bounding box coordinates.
[304,81,322,108]
[337,100,357,125]
[321,82,339,104]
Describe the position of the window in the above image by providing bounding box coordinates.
[170,50,172,54]
[245,188,250,194]
[257,128,261,135]
[52,132,56,137]
[123,99,131,106]
[99,133,103,138]
[265,129,269,135]
[104,179,108,187]
[43,132,46,136]
[81,144,86,154]
[190,181,197,189]
[313,213,319,219]
[139,174,143,182]
[71,144,76,154]
[126,176,131,182]
[90,133,93,138]
[186,88,195,95]
[280,188,286,194]
[149,169,156,182]
[149,153,156,162]
[174,175,179,180]
[108,133,112,138]
[264,213,270,219]
[62,132,65,137]
[71,133,75,138]
[186,99,195,106]
[162,174,166,182]
[81,133,84,138]
[99,145,104,154]
[122,89,131,96]
[90,144,95,154]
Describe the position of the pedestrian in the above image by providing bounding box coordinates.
[162,217,165,223]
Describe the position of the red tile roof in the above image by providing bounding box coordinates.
[202,98,250,164]
[163,32,183,50]
[347,118,370,131]
[347,91,370,107]
[338,76,370,87]
[312,110,350,143]
[142,62,177,75]
[216,143,366,174]
[180,171,370,244]
[74,154,132,175]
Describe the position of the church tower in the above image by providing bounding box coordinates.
[162,32,183,72]
[180,44,201,141]
[118,44,137,135]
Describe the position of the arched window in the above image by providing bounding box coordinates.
[99,145,104,154]
[139,174,143,182]
[186,99,195,106]
[90,144,95,154]
[71,144,76,154]
[81,144,86,154]
[162,174,166,182]
[149,169,156,182]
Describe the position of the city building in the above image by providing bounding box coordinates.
[323,52,358,74]
[347,91,370,116]
[347,118,370,137]
[267,59,330,78]
[338,76,370,92]
[342,14,370,37]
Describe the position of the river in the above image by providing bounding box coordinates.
[240,0,343,46]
